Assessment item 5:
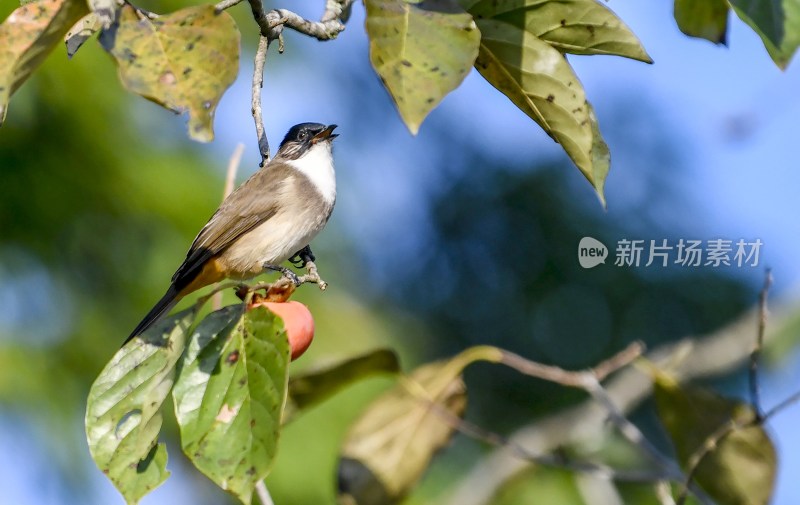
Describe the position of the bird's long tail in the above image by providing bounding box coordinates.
[124,285,182,345]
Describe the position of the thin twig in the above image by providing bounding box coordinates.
[497,341,644,387]
[215,0,245,10]
[428,399,670,483]
[252,36,271,166]
[749,269,772,418]
[765,390,800,420]
[240,0,352,41]
[654,481,677,505]
[495,343,717,505]
[211,144,245,310]
[255,480,275,505]
[675,420,740,505]
[581,376,685,482]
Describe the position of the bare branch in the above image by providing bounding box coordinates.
[447,302,790,505]
[252,36,271,166]
[413,381,671,484]
[215,0,245,10]
[232,0,352,41]
[267,8,348,40]
[497,341,644,387]
[766,390,800,419]
[749,269,772,418]
[255,481,275,505]
[654,481,677,505]
[674,419,739,505]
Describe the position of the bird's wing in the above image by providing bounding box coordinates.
[171,164,294,286]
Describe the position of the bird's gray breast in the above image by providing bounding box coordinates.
[218,173,334,277]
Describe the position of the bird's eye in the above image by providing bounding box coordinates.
[298,131,308,140]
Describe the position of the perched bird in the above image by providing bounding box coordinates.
[125,122,338,344]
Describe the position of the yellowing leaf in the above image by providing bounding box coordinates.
[172,305,291,504]
[365,0,480,134]
[474,19,609,202]
[86,309,195,504]
[466,0,651,62]
[654,374,777,505]
[99,4,240,142]
[339,356,468,505]
[65,13,102,58]
[0,0,89,124]
[674,0,729,45]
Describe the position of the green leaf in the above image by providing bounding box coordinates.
[673,0,729,45]
[338,355,469,505]
[654,374,777,505]
[730,0,800,68]
[0,0,89,124]
[65,13,102,59]
[172,305,291,505]
[474,19,609,203]
[365,0,480,134]
[285,348,400,422]
[465,0,651,62]
[99,4,240,142]
[86,309,195,504]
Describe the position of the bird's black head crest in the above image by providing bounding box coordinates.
[281,123,326,146]
[276,123,338,160]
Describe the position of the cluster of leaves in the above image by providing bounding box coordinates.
[674,0,800,68]
[1,0,239,142]
[365,0,651,203]
[1,0,796,202]
[86,294,779,505]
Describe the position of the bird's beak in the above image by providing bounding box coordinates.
[311,124,338,144]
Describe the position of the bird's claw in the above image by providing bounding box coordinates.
[263,263,302,286]
[289,245,316,268]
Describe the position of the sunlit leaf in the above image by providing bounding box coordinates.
[0,0,89,124]
[365,0,480,134]
[464,0,651,62]
[730,0,800,68]
[99,4,240,142]
[172,305,291,504]
[86,309,195,504]
[474,19,609,203]
[65,13,102,58]
[285,348,400,422]
[338,356,469,505]
[654,373,777,505]
[674,0,729,45]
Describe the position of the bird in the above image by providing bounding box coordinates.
[125,122,338,344]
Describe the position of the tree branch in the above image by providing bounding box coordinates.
[255,480,275,505]
[749,269,772,418]
[252,36,271,166]
[217,0,352,41]
[446,300,797,505]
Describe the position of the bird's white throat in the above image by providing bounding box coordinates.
[287,142,336,204]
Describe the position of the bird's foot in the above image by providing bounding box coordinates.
[263,263,301,286]
[289,245,316,268]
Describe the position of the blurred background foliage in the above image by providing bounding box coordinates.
[1,1,797,504]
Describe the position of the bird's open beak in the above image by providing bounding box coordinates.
[311,124,338,144]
